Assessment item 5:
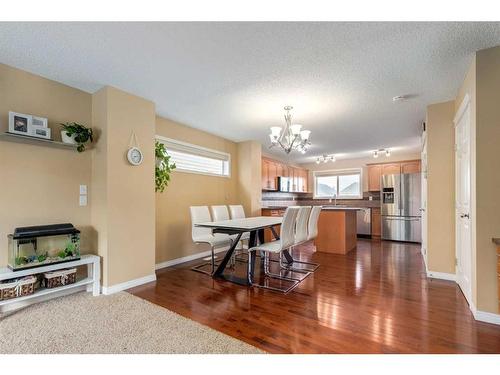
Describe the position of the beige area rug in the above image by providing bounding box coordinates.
[0,292,263,354]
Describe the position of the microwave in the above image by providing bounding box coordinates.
[278,176,290,192]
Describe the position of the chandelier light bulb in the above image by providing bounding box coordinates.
[316,158,320,164]
[373,150,379,158]
[300,130,311,141]
[270,126,282,137]
[385,149,391,157]
[290,124,303,136]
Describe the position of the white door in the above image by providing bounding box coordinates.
[421,134,428,265]
[454,97,472,305]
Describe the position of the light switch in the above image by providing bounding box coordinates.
[79,195,87,206]
[79,185,87,195]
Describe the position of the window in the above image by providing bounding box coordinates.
[313,169,362,199]
[156,136,230,177]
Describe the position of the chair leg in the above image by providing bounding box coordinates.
[281,246,320,273]
[191,245,218,276]
[250,252,302,293]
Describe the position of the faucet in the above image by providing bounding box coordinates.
[329,193,337,206]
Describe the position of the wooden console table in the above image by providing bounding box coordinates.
[0,254,100,313]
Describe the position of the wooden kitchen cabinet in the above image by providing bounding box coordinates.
[368,165,382,191]
[371,207,381,238]
[401,160,421,174]
[261,158,310,193]
[261,158,278,190]
[381,163,401,175]
[367,160,421,191]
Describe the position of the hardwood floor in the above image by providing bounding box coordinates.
[129,239,500,353]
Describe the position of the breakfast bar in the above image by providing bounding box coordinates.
[262,206,359,255]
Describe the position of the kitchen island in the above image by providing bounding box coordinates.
[261,206,360,254]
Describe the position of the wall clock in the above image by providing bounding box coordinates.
[127,146,143,166]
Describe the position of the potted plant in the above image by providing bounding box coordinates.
[60,122,94,152]
[155,141,176,192]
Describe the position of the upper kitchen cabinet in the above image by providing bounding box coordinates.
[262,158,278,190]
[367,160,421,191]
[381,163,402,175]
[261,157,309,192]
[368,164,382,191]
[401,160,421,174]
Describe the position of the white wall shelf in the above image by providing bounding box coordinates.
[0,254,100,313]
[0,132,80,151]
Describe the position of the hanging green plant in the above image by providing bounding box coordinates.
[60,122,94,152]
[155,141,176,192]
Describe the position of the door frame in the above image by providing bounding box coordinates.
[453,94,473,306]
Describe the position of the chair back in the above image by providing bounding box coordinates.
[211,205,230,222]
[279,207,300,250]
[295,206,312,244]
[229,205,246,219]
[190,206,212,242]
[307,206,322,240]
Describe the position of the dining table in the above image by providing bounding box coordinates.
[195,216,284,286]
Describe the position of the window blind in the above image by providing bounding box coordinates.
[156,137,230,177]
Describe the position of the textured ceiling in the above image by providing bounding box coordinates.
[1,22,500,162]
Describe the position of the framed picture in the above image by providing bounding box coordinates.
[32,116,48,128]
[30,125,52,140]
[8,111,32,136]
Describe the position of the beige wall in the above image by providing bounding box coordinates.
[238,141,262,216]
[425,101,456,274]
[155,116,240,264]
[301,152,421,193]
[0,63,94,266]
[91,86,156,287]
[475,47,500,313]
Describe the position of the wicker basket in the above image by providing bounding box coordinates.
[43,268,77,289]
[0,275,37,301]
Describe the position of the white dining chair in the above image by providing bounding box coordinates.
[248,207,310,293]
[190,206,234,275]
[281,206,320,273]
[228,205,250,245]
[210,205,241,266]
[228,205,246,220]
[307,205,322,242]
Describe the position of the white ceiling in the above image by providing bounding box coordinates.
[1,22,500,163]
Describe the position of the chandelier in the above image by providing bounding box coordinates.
[269,106,311,154]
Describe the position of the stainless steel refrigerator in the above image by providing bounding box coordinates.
[381,173,422,242]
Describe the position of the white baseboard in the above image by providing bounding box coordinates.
[470,303,500,325]
[101,274,157,295]
[427,270,456,281]
[155,246,230,270]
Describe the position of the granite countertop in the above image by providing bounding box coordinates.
[262,205,367,211]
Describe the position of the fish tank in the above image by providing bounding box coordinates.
[8,223,81,271]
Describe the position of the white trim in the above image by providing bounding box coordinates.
[470,302,500,325]
[155,246,230,270]
[156,135,231,178]
[453,93,470,125]
[101,274,156,295]
[427,270,456,281]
